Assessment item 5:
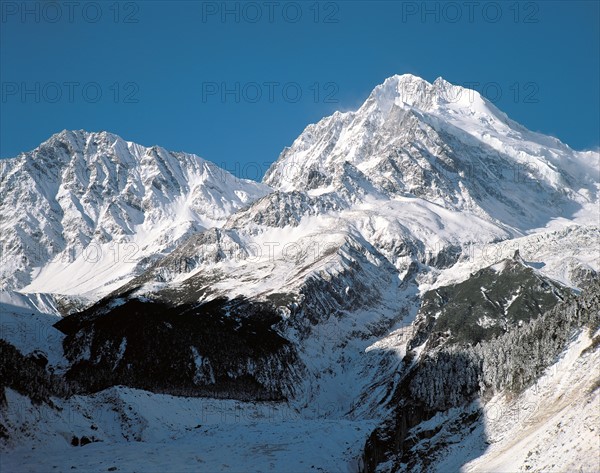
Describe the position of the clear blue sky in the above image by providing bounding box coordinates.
[1,1,598,179]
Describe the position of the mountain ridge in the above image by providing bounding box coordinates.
[0,129,270,296]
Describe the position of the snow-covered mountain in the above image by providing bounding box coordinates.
[1,75,599,473]
[101,75,598,334]
[264,74,598,232]
[0,130,270,298]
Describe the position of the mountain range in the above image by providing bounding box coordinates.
[1,74,599,473]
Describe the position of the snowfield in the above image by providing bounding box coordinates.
[1,387,375,473]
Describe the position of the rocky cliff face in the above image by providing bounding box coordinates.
[408,252,571,350]
[54,296,302,401]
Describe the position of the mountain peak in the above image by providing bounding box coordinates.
[44,129,112,145]
[385,73,430,85]
[365,74,494,117]
[38,129,127,160]
[367,74,434,111]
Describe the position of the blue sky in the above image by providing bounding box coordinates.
[1,1,598,179]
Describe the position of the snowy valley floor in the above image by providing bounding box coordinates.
[2,329,599,473]
[1,290,599,473]
[0,389,375,473]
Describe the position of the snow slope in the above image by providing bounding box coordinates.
[465,329,600,473]
[0,290,66,369]
[435,329,600,473]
